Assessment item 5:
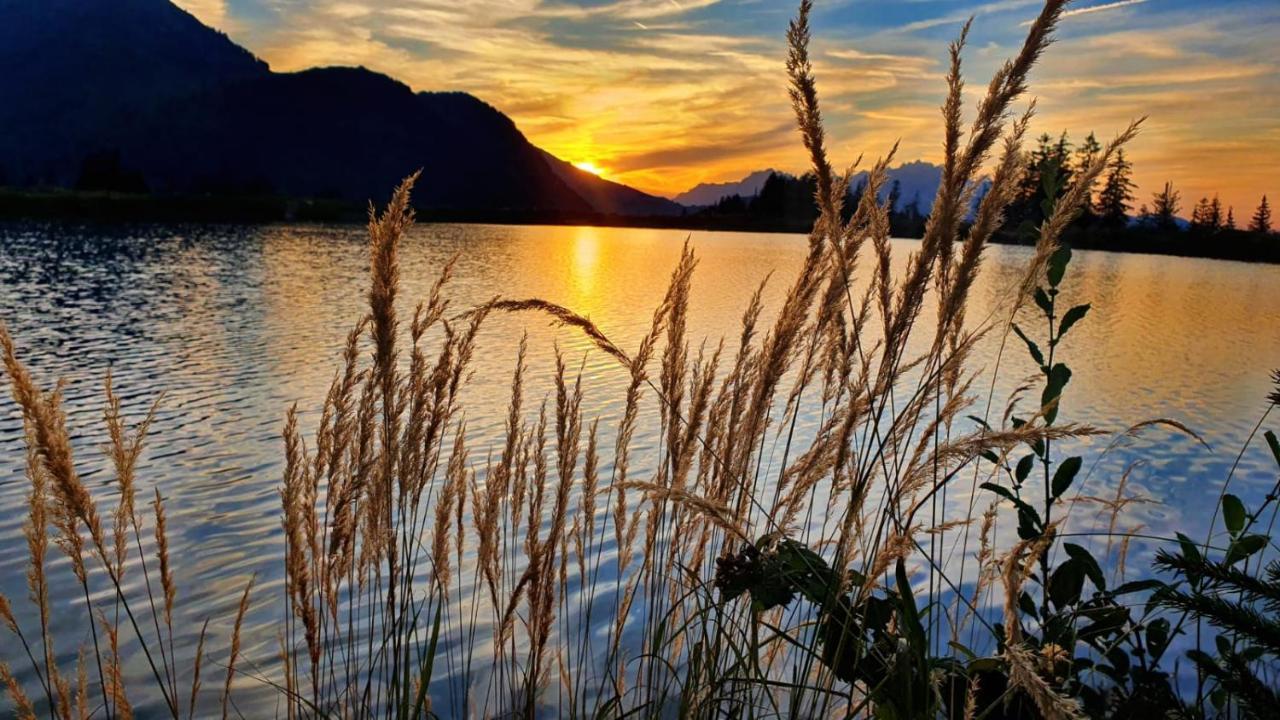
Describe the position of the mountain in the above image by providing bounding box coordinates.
[541,151,686,217]
[673,169,783,207]
[858,161,944,214]
[672,161,991,216]
[0,0,681,216]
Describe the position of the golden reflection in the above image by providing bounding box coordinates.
[567,226,603,313]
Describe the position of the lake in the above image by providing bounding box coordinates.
[1,221,1278,714]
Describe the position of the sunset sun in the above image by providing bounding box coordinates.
[572,160,606,177]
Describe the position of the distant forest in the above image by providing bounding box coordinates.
[2,130,1275,263]
[694,131,1279,263]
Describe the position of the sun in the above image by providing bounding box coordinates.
[572,161,606,177]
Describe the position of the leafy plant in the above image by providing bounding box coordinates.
[971,162,1189,719]
[1155,431,1280,719]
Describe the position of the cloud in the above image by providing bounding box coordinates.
[1022,0,1149,26]
[185,0,1276,206]
[889,0,1040,34]
[172,0,230,28]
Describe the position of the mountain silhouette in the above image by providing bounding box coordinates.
[673,170,783,207]
[673,161,992,218]
[0,0,682,216]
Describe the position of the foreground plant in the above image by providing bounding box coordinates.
[4,0,1273,718]
[1154,426,1280,719]
[0,330,255,720]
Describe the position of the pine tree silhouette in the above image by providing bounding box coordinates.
[1250,195,1272,234]
[1152,181,1181,232]
[1097,148,1134,227]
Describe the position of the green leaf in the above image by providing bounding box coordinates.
[1019,591,1039,619]
[1146,618,1171,659]
[894,559,926,650]
[1017,506,1041,539]
[1106,646,1130,676]
[1050,559,1086,609]
[1222,494,1247,537]
[1047,245,1073,287]
[1112,579,1165,595]
[967,415,992,431]
[980,481,1018,504]
[1045,363,1073,399]
[1063,542,1106,592]
[1176,532,1202,565]
[1051,456,1083,499]
[1266,430,1280,469]
[1224,534,1267,565]
[1041,363,1073,425]
[1079,605,1130,642]
[1215,635,1232,656]
[1015,454,1036,484]
[1034,287,1053,315]
[981,483,1041,522]
[1056,304,1091,341]
[1012,324,1045,367]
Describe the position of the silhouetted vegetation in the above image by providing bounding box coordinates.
[994,132,1278,262]
[688,129,1278,263]
[694,170,930,237]
[4,3,1278,717]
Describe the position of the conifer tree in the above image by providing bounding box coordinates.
[1051,131,1074,189]
[1251,195,1272,234]
[1097,148,1135,226]
[1191,197,1211,232]
[1019,133,1055,202]
[1226,206,1236,230]
[1152,181,1181,231]
[1075,131,1102,206]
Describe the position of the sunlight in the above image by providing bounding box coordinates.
[572,160,606,177]
[568,225,602,304]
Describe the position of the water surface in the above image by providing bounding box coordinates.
[1,222,1277,712]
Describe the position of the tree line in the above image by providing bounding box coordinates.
[698,171,929,237]
[693,130,1277,262]
[1004,130,1274,258]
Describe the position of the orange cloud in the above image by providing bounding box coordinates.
[171,0,1275,211]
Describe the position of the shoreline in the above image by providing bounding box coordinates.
[2,189,1277,265]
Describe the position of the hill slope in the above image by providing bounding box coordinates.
[0,0,681,216]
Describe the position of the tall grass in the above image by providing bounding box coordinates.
[1,0,1274,718]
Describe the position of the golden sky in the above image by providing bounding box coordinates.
[177,0,1277,215]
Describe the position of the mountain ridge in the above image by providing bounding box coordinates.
[674,161,965,212]
[0,0,682,217]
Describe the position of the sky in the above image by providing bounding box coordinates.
[174,0,1278,214]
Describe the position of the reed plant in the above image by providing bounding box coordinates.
[1,0,1276,717]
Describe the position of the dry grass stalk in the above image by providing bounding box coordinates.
[0,662,36,720]
[0,2,1166,717]
[616,482,751,543]
[190,618,210,720]
[222,575,255,720]
[99,612,132,720]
